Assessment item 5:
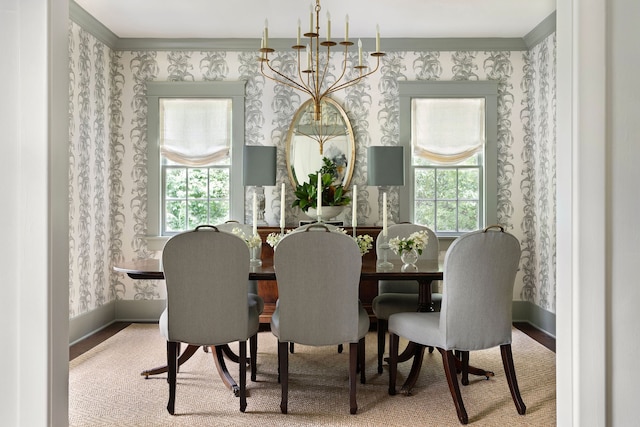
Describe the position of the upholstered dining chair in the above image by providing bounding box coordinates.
[372,223,439,373]
[388,226,525,424]
[271,224,370,414]
[215,221,265,320]
[160,225,260,414]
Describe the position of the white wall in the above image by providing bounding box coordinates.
[0,0,69,425]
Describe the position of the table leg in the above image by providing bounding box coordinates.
[140,344,199,378]
[212,345,240,397]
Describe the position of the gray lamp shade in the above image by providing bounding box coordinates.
[243,145,277,186]
[367,146,405,186]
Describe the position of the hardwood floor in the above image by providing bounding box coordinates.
[70,321,555,362]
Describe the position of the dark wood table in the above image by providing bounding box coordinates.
[114,256,489,395]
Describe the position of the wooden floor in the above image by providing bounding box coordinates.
[70,321,555,362]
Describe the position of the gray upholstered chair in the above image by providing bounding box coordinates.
[372,223,439,373]
[215,221,265,318]
[388,226,525,424]
[271,224,370,414]
[160,225,260,414]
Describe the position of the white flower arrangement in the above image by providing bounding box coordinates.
[232,227,262,249]
[266,230,293,248]
[266,227,372,256]
[388,230,429,256]
[354,234,374,255]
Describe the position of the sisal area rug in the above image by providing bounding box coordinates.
[69,324,555,426]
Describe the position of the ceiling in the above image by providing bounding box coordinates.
[74,0,556,40]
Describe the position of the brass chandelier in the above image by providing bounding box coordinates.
[259,0,385,122]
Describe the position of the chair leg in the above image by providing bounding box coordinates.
[358,337,366,384]
[388,332,398,395]
[377,319,387,374]
[278,341,289,414]
[166,341,178,415]
[349,342,358,414]
[250,333,258,382]
[500,344,526,415]
[239,341,247,412]
[440,349,468,424]
[460,351,470,386]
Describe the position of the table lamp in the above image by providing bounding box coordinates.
[367,146,405,227]
[243,145,277,226]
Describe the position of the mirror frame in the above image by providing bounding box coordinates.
[285,97,355,189]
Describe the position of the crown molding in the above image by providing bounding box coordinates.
[69,0,118,48]
[523,11,556,48]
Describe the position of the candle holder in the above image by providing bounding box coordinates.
[377,235,394,270]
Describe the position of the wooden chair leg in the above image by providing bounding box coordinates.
[377,319,387,374]
[460,351,470,386]
[166,341,178,415]
[388,332,399,395]
[349,342,358,414]
[358,337,366,384]
[278,341,289,414]
[250,334,257,382]
[440,349,468,424]
[501,344,526,415]
[239,341,247,412]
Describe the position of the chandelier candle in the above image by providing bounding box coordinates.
[280,183,286,231]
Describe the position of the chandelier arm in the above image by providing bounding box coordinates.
[327,56,382,94]
[261,59,314,96]
[320,45,351,99]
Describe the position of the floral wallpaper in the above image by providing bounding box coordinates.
[67,20,556,316]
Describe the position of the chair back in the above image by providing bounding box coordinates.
[162,226,251,346]
[376,223,439,294]
[439,227,521,351]
[274,226,362,346]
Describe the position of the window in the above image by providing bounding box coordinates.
[399,81,498,236]
[146,82,245,239]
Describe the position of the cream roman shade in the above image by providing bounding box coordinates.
[160,98,232,166]
[411,98,485,165]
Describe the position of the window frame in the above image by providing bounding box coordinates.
[398,81,498,236]
[146,81,245,243]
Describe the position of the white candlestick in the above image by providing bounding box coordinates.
[264,19,269,49]
[297,19,301,45]
[382,191,388,237]
[326,11,331,41]
[376,24,380,52]
[345,15,349,41]
[358,39,362,66]
[280,183,286,229]
[252,192,258,235]
[352,185,357,228]
[317,172,322,218]
[309,4,313,32]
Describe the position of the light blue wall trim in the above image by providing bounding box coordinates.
[115,300,166,322]
[69,0,118,48]
[69,301,116,344]
[512,300,556,337]
[523,12,556,49]
[115,37,529,52]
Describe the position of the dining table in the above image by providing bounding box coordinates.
[114,255,493,395]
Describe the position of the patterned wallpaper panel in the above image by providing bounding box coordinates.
[68,21,556,316]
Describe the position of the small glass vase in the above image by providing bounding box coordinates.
[250,246,262,268]
[400,249,418,272]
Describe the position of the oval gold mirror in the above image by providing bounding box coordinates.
[285,98,355,189]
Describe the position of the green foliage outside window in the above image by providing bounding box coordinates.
[413,155,480,233]
[164,166,229,233]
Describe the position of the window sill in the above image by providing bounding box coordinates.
[147,236,170,252]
